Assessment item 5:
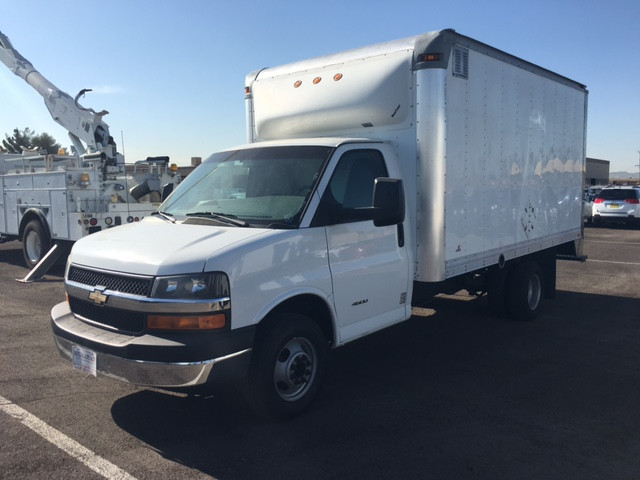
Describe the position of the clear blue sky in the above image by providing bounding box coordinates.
[1,0,639,174]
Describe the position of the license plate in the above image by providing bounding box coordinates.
[608,204,621,209]
[72,345,97,376]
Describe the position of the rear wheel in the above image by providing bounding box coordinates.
[246,314,328,419]
[22,220,49,269]
[507,261,544,321]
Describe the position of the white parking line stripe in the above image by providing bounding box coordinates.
[587,259,640,266]
[0,395,138,480]
[588,240,640,246]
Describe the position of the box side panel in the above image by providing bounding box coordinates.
[442,46,586,277]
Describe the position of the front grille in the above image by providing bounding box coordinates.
[69,297,146,334]
[68,266,153,297]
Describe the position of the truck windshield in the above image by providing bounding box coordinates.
[159,145,332,227]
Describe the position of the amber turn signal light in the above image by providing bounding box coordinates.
[147,314,226,330]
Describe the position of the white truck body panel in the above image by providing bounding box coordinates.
[0,153,166,242]
[70,217,269,276]
[417,45,585,281]
[246,29,587,282]
[250,48,414,140]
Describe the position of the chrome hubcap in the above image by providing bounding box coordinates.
[527,274,542,310]
[273,337,317,402]
[25,230,41,263]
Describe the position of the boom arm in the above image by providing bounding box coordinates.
[0,30,115,160]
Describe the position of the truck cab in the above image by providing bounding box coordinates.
[52,138,408,418]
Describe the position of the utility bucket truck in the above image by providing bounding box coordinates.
[0,30,180,280]
[51,29,587,418]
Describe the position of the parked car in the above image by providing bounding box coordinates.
[583,186,606,223]
[592,186,640,227]
[583,191,594,223]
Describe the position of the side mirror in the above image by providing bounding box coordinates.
[324,177,405,226]
[373,178,404,227]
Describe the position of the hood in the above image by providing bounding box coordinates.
[70,216,269,276]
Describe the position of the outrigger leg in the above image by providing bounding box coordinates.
[16,242,73,283]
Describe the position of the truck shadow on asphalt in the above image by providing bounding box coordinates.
[0,241,30,268]
[110,291,640,480]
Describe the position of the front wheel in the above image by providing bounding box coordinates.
[22,220,49,269]
[246,314,328,419]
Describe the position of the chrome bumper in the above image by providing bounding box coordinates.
[53,335,251,387]
[51,302,253,388]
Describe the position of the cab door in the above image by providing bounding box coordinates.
[311,146,410,344]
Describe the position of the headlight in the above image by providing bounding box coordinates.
[147,272,230,331]
[151,272,229,300]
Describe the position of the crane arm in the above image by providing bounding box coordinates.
[0,30,113,157]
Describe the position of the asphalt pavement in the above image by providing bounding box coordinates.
[1,225,639,480]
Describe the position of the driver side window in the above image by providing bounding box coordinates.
[312,149,388,226]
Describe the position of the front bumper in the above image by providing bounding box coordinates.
[51,301,254,388]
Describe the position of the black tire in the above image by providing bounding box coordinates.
[507,261,544,321]
[22,220,49,269]
[246,314,328,419]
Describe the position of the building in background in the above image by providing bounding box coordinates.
[585,157,609,186]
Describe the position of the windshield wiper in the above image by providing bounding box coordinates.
[152,210,176,223]
[185,211,250,227]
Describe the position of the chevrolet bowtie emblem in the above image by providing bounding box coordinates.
[88,288,108,305]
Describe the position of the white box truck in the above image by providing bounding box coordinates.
[51,29,587,418]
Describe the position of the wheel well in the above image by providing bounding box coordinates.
[470,247,556,300]
[19,209,51,243]
[257,294,335,347]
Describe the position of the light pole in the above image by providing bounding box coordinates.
[637,150,640,184]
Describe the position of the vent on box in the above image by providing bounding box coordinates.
[453,45,469,79]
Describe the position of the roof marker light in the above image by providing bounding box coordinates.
[313,77,322,85]
[419,53,441,62]
[333,73,343,81]
[294,80,302,88]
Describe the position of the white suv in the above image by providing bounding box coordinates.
[592,186,640,227]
